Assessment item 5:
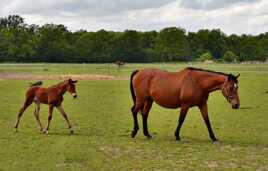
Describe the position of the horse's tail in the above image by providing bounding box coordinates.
[29,81,43,87]
[130,70,139,104]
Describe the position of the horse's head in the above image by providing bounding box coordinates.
[222,74,240,109]
[66,79,78,99]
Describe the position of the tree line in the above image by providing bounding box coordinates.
[0,15,268,63]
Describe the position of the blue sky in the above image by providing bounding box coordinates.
[1,0,267,35]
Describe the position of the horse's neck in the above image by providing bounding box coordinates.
[196,72,226,92]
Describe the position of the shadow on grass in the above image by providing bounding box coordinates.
[118,133,268,148]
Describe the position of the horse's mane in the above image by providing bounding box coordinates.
[186,67,228,76]
[186,67,238,83]
[49,80,68,89]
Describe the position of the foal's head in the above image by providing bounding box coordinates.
[66,79,78,98]
[222,74,240,109]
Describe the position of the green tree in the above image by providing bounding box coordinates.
[75,30,114,63]
[197,52,213,61]
[113,30,144,62]
[223,51,239,62]
[155,27,191,62]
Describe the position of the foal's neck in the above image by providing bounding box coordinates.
[58,83,68,96]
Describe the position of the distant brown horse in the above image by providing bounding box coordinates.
[115,60,125,68]
[14,79,78,134]
[130,67,240,142]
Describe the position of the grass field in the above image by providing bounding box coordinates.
[0,63,268,170]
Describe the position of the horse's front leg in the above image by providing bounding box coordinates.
[175,106,189,141]
[56,105,74,134]
[43,105,54,134]
[198,102,218,143]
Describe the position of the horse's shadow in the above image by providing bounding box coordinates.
[117,131,268,148]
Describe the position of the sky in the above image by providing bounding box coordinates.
[1,0,268,35]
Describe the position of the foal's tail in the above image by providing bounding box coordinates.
[29,81,43,87]
[130,70,139,104]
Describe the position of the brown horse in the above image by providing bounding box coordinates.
[14,79,78,134]
[115,60,125,68]
[130,67,240,142]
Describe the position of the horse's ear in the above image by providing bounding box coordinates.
[72,80,78,83]
[68,78,72,83]
[236,74,240,79]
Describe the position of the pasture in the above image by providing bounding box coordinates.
[0,63,268,170]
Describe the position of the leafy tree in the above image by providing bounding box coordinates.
[155,27,191,62]
[113,30,144,62]
[223,51,239,62]
[197,52,213,61]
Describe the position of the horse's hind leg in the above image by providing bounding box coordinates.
[14,96,34,130]
[142,99,153,138]
[131,101,143,138]
[34,102,43,132]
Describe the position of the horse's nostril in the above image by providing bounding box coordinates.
[232,104,239,109]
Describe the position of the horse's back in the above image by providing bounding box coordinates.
[133,68,190,108]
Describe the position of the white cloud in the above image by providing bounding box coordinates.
[0,0,267,35]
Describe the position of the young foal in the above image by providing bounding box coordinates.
[130,67,240,142]
[14,79,78,134]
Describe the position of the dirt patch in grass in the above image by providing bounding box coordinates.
[0,73,127,80]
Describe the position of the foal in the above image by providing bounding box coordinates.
[14,79,78,134]
[130,67,240,142]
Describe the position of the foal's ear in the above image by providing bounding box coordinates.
[68,79,78,84]
[236,74,240,79]
[227,74,232,81]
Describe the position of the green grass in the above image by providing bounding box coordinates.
[1,63,268,76]
[0,63,268,170]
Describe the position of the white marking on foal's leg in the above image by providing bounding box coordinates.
[70,127,74,134]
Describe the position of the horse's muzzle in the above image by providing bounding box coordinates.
[72,93,77,99]
[232,103,240,109]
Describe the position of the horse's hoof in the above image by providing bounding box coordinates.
[146,134,153,139]
[175,137,181,141]
[70,129,74,134]
[131,131,137,138]
[14,128,18,133]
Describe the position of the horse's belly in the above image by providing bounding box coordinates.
[151,93,181,109]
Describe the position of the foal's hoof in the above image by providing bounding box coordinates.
[43,130,49,134]
[175,137,181,141]
[70,129,74,134]
[14,128,18,133]
[212,139,219,144]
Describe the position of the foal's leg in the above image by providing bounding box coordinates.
[43,105,54,134]
[198,102,218,143]
[56,105,74,134]
[142,99,153,138]
[34,102,43,132]
[14,97,33,130]
[175,106,189,141]
[131,100,143,138]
